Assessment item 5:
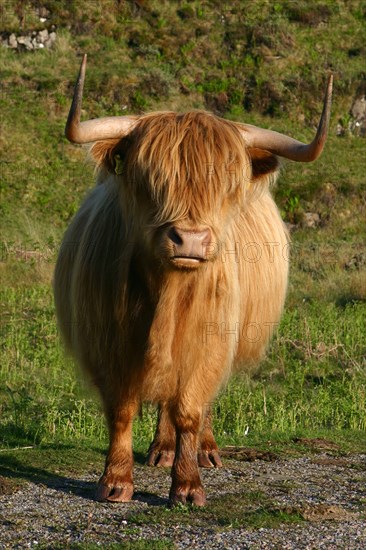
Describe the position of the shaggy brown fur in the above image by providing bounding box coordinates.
[54,110,288,505]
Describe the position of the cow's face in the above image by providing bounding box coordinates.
[68,58,331,269]
[93,112,279,271]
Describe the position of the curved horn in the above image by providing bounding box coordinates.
[65,54,135,144]
[240,75,333,162]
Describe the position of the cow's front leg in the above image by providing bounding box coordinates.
[169,404,206,506]
[96,398,138,502]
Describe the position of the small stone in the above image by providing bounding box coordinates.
[351,96,366,121]
[37,29,49,43]
[344,252,366,271]
[285,222,297,232]
[302,212,320,228]
[38,6,50,18]
[44,32,56,49]
[336,122,345,136]
[24,37,33,50]
[360,119,366,137]
[8,33,17,48]
[17,36,33,50]
[349,88,366,137]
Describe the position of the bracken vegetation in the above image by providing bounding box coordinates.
[0,0,365,454]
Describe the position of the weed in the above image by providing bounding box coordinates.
[125,491,303,531]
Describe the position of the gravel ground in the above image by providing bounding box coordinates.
[1,451,365,549]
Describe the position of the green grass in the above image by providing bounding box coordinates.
[1,285,365,450]
[127,495,304,531]
[0,0,365,474]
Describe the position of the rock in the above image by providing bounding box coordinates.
[8,33,17,48]
[302,212,320,228]
[349,83,366,137]
[3,29,57,51]
[337,83,366,138]
[344,252,366,271]
[336,122,345,136]
[24,37,33,50]
[285,222,298,232]
[38,6,50,19]
[37,29,49,43]
[350,95,366,137]
[351,95,366,120]
[17,35,33,50]
[358,119,366,137]
[45,32,57,48]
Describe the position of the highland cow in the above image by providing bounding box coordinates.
[54,55,332,505]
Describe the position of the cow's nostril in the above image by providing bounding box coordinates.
[167,227,183,245]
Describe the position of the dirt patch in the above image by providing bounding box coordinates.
[220,446,277,462]
[292,437,341,451]
[0,476,22,496]
[298,504,358,522]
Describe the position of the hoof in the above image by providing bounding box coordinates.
[198,449,223,468]
[96,477,134,502]
[146,448,175,467]
[169,483,206,507]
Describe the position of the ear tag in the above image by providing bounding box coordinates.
[114,154,124,175]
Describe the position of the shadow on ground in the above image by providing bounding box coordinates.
[0,447,166,505]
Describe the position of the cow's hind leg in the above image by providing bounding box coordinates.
[96,398,138,502]
[169,403,206,507]
[198,408,222,468]
[146,403,176,467]
[147,403,222,469]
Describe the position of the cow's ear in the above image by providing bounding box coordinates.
[91,137,131,173]
[247,147,279,181]
[90,138,121,171]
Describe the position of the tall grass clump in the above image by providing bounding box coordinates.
[213,302,366,442]
[1,287,365,448]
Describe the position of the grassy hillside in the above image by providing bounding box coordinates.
[0,0,365,450]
